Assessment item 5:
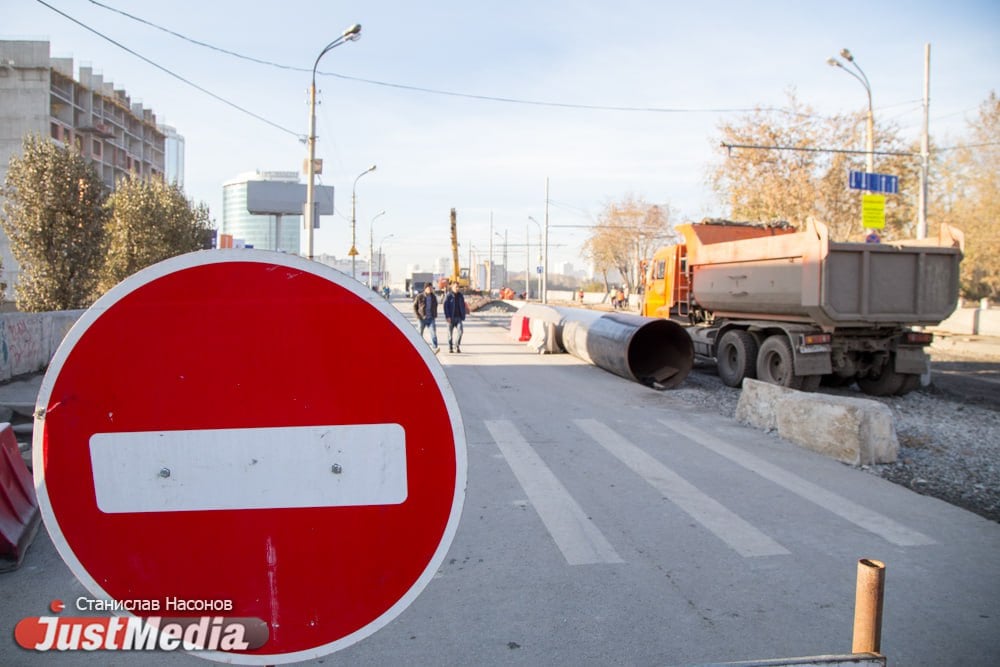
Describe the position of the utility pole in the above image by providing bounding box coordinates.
[543,177,549,304]
[918,43,931,240]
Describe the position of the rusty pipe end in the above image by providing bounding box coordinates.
[852,558,886,654]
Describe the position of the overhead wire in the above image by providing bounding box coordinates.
[35,0,302,138]
[84,0,821,119]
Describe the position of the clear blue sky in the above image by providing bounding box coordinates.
[5,0,998,281]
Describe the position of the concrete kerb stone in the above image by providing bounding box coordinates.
[735,379,899,466]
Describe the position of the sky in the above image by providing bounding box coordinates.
[4,0,998,283]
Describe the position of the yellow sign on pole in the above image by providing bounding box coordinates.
[862,194,886,230]
[348,245,359,257]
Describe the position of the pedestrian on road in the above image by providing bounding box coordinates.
[414,282,439,353]
[443,282,467,353]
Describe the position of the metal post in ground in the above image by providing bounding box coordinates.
[852,558,886,654]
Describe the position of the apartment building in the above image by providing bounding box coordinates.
[0,40,169,299]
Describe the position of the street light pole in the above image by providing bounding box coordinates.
[367,210,386,288]
[528,216,542,301]
[495,231,508,289]
[828,48,874,173]
[305,24,361,260]
[377,233,394,291]
[543,177,549,304]
[525,223,530,298]
[350,164,376,280]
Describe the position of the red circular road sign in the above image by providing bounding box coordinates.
[33,251,467,664]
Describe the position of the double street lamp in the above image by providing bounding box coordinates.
[350,164,377,280]
[305,24,361,260]
[367,209,386,288]
[827,48,874,173]
[377,233,394,291]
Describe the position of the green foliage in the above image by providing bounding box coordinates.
[0,135,107,311]
[98,178,212,294]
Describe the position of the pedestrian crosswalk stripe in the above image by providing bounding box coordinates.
[659,419,935,547]
[485,420,624,566]
[575,419,790,558]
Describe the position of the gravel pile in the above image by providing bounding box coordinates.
[672,360,1000,523]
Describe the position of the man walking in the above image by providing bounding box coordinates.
[413,282,439,353]
[443,282,467,353]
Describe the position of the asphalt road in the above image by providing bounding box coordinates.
[925,352,1000,410]
[2,300,998,666]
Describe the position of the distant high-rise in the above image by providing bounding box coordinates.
[221,171,301,252]
[160,125,185,187]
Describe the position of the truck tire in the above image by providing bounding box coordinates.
[799,374,822,392]
[821,373,854,388]
[857,365,906,396]
[895,373,921,396]
[716,330,758,387]
[756,335,803,389]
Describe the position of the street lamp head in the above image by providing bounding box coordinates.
[840,48,854,62]
[826,57,841,68]
[342,24,362,40]
[368,164,377,173]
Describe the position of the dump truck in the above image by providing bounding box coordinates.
[640,218,964,395]
[407,272,435,297]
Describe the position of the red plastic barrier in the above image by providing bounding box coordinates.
[509,314,532,342]
[0,422,39,571]
[518,316,531,342]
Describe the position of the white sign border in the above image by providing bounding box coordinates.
[33,249,468,665]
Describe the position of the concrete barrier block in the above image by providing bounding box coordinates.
[527,319,559,354]
[734,379,785,430]
[736,379,898,466]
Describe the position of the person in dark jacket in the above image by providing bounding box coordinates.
[443,282,467,353]
[413,282,439,353]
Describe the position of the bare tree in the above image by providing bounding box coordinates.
[936,92,1000,299]
[583,194,677,293]
[711,90,913,241]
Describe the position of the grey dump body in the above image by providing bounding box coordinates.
[688,219,963,330]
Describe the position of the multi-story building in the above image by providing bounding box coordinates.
[160,124,185,187]
[0,40,167,299]
[221,171,302,252]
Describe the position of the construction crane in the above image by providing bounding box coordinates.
[448,208,470,289]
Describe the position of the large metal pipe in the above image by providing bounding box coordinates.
[554,308,694,389]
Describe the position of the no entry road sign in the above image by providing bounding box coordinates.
[33,251,467,664]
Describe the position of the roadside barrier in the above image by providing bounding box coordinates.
[0,422,40,571]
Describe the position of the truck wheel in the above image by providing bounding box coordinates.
[799,375,822,392]
[895,373,921,396]
[716,330,758,387]
[821,374,854,387]
[857,365,906,396]
[756,335,802,389]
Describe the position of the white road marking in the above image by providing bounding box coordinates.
[659,419,936,547]
[575,419,789,558]
[89,424,407,513]
[485,420,624,566]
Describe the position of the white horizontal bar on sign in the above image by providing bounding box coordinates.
[89,424,407,514]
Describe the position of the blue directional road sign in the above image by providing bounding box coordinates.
[849,170,899,194]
